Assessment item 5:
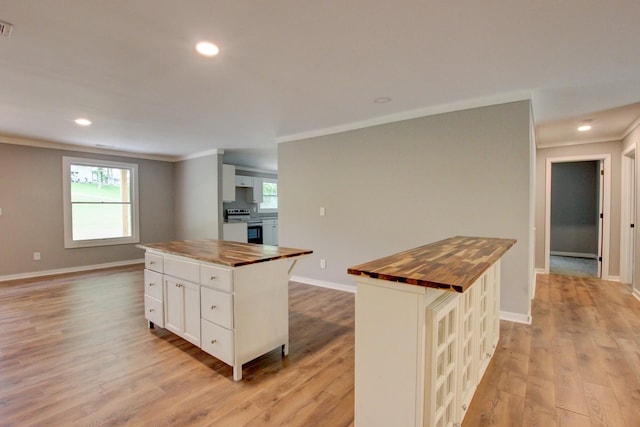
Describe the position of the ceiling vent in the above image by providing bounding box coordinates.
[0,21,14,38]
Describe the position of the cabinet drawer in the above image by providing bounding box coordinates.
[144,270,163,300]
[201,264,233,292]
[201,287,233,329]
[144,295,164,327]
[201,320,234,365]
[145,253,163,273]
[164,256,200,283]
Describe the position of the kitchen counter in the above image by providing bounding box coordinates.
[138,239,311,381]
[347,235,516,293]
[349,235,515,426]
[137,239,311,267]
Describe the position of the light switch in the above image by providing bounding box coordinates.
[320,207,325,216]
[0,207,2,216]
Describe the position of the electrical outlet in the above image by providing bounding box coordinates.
[320,258,326,269]
[33,252,41,261]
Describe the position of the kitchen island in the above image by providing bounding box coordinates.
[138,239,312,381]
[348,236,516,427]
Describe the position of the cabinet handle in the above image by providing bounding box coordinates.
[176,283,183,288]
[211,339,217,344]
[149,282,156,286]
[486,352,492,358]
[149,261,155,265]
[211,305,217,310]
[210,275,217,280]
[149,308,154,312]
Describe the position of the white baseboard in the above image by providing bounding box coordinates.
[550,251,597,259]
[500,310,532,325]
[606,275,620,282]
[290,275,356,293]
[535,268,546,275]
[0,259,144,282]
[633,287,640,302]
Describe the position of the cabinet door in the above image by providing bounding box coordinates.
[165,277,184,337]
[235,175,253,187]
[425,293,460,427]
[222,164,236,202]
[475,275,491,379]
[247,178,263,203]
[490,261,501,349]
[182,281,201,346]
[457,281,478,424]
[262,220,278,245]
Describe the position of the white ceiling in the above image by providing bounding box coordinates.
[1,1,639,171]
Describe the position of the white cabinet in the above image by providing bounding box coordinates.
[235,175,253,187]
[353,261,503,427]
[144,254,164,328]
[222,164,236,202]
[164,276,201,347]
[247,177,263,203]
[223,222,248,243]
[262,219,278,245]
[141,248,299,382]
[425,293,460,427]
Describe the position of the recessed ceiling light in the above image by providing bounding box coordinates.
[578,120,592,132]
[196,41,220,57]
[74,118,92,126]
[374,97,392,104]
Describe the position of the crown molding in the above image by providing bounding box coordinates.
[622,115,640,140]
[276,90,532,144]
[0,133,177,162]
[176,148,224,161]
[536,137,621,149]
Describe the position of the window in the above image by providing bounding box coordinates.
[62,157,139,248]
[259,178,278,213]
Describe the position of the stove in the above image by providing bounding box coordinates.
[226,208,251,222]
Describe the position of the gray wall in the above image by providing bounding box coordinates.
[174,153,222,240]
[550,161,599,256]
[535,141,622,276]
[279,101,533,317]
[0,142,175,276]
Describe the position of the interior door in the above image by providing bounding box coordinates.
[598,161,604,278]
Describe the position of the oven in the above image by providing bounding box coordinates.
[247,224,263,244]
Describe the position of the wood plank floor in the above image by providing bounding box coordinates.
[464,273,640,427]
[2,266,640,426]
[0,266,355,426]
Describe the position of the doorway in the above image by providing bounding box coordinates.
[544,155,611,278]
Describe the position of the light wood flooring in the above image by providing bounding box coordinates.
[2,266,640,426]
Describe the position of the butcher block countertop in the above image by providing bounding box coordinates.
[347,236,516,293]
[137,239,312,267]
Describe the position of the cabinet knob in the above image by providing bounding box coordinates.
[149,308,154,312]
[486,352,492,358]
[176,283,183,288]
[211,305,217,310]
[462,404,467,411]
[211,339,217,344]
[150,261,155,265]
[210,275,217,280]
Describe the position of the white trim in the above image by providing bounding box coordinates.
[633,287,640,302]
[608,275,620,282]
[620,144,635,285]
[290,275,356,293]
[623,116,640,140]
[550,251,598,259]
[234,165,278,174]
[63,156,140,248]
[177,148,223,161]
[277,90,531,143]
[0,259,144,282]
[0,133,176,162]
[500,311,532,325]
[536,138,621,149]
[544,154,611,279]
[535,268,546,274]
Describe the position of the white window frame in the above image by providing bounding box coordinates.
[258,178,278,213]
[62,156,140,248]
